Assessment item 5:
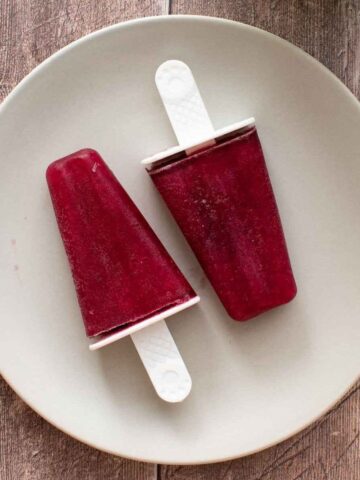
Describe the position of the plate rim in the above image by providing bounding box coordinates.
[1,14,359,465]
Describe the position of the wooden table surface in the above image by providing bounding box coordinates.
[1,1,359,478]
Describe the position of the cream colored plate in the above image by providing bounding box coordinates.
[0,16,359,464]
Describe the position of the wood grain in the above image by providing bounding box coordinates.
[0,0,165,102]
[1,1,360,479]
[171,0,360,99]
[0,380,156,480]
[160,383,360,480]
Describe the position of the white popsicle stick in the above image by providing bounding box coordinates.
[155,60,215,146]
[143,60,255,166]
[90,295,199,403]
[131,320,193,403]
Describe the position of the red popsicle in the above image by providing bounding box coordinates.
[143,60,296,321]
[46,148,197,337]
[147,126,296,321]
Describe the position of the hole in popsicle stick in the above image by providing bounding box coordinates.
[162,369,179,384]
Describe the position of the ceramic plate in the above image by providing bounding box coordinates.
[1,16,359,464]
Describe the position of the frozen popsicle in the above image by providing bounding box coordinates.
[46,148,199,401]
[142,60,296,321]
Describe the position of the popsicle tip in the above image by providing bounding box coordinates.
[158,387,192,403]
[155,59,190,80]
[46,148,102,179]
[156,371,192,403]
[155,60,196,105]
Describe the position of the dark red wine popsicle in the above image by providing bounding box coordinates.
[142,60,296,321]
[47,148,199,401]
